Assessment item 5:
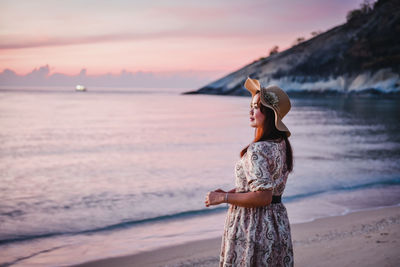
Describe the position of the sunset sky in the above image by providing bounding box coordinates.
[0,0,368,87]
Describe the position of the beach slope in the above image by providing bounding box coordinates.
[73,206,400,267]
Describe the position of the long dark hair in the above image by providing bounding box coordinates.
[240,91,293,172]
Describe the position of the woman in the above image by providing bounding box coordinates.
[205,77,294,266]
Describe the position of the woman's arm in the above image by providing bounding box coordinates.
[213,188,236,193]
[205,190,272,208]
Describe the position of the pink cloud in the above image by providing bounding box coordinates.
[0,65,224,88]
[0,0,367,77]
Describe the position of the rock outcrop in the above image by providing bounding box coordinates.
[184,0,400,96]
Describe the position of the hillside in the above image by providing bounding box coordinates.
[184,0,400,96]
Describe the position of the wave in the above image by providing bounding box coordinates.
[283,177,400,203]
[0,245,67,267]
[1,177,399,247]
[0,206,226,246]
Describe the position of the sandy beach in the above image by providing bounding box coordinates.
[73,205,400,267]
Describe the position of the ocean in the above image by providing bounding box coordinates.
[1,86,399,266]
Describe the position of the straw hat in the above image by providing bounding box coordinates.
[244,77,291,137]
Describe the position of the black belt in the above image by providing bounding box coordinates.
[271,195,281,204]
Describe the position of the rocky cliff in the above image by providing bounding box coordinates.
[184,0,400,96]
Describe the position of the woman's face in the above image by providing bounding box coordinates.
[249,93,265,128]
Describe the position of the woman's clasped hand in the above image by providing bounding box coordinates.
[205,188,235,207]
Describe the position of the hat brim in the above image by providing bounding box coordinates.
[263,103,291,137]
[276,117,291,137]
[244,77,260,96]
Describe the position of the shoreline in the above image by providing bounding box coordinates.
[73,205,400,267]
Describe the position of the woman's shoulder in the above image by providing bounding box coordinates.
[248,139,282,153]
[247,140,281,156]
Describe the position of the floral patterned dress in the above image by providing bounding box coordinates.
[220,140,294,267]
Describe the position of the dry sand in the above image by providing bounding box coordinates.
[73,206,400,267]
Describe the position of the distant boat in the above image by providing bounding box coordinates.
[75,85,87,92]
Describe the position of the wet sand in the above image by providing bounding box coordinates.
[73,206,400,267]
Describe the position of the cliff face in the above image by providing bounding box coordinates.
[186,0,400,96]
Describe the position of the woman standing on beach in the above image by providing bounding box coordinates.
[205,77,294,266]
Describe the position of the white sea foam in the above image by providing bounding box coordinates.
[266,69,399,93]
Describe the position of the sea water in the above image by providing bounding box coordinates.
[0,87,399,266]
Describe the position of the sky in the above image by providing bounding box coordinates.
[0,0,368,88]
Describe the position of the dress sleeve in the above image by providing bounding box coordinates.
[245,142,280,192]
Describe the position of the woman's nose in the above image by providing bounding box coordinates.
[249,108,254,115]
